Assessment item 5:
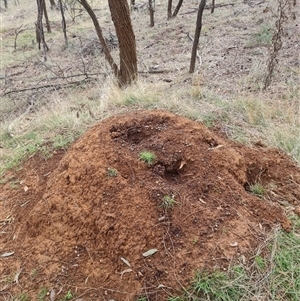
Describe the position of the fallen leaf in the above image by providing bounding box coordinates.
[198,198,206,204]
[230,242,238,247]
[50,288,55,301]
[179,160,186,169]
[142,249,158,257]
[120,268,133,278]
[120,257,131,267]
[24,186,29,192]
[157,284,166,288]
[1,251,14,257]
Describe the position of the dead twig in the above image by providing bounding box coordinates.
[2,77,98,96]
[14,25,26,50]
[180,3,235,15]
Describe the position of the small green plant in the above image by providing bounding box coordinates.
[255,255,266,270]
[191,236,198,245]
[17,292,30,301]
[9,180,20,190]
[139,151,156,166]
[38,287,48,301]
[30,268,38,280]
[249,183,266,197]
[136,297,147,301]
[254,24,273,46]
[61,290,74,301]
[161,195,177,210]
[107,167,118,177]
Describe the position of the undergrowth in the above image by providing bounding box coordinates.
[168,217,300,301]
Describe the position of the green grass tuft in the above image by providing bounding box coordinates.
[139,151,156,166]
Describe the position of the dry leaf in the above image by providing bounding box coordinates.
[142,249,158,257]
[230,242,238,247]
[24,186,29,192]
[50,288,55,301]
[120,268,133,278]
[120,257,131,267]
[179,160,186,169]
[1,251,14,257]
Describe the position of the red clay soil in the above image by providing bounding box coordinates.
[1,110,300,301]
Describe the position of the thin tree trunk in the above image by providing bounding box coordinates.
[4,0,8,8]
[211,0,215,13]
[148,0,155,27]
[58,0,67,45]
[172,0,184,18]
[108,0,137,86]
[77,0,119,78]
[43,0,51,33]
[167,0,172,19]
[36,0,49,60]
[190,0,206,73]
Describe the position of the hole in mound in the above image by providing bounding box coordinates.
[152,157,184,180]
[110,116,170,144]
[244,164,269,195]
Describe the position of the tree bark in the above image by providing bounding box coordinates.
[211,0,215,13]
[58,0,67,45]
[36,0,49,59]
[148,0,155,27]
[190,0,206,73]
[43,0,51,33]
[77,0,119,79]
[108,0,137,86]
[167,0,172,19]
[172,0,184,18]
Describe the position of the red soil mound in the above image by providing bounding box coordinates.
[1,110,299,300]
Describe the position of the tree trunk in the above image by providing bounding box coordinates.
[77,0,119,79]
[211,0,215,13]
[172,0,184,18]
[190,0,206,73]
[49,0,55,10]
[167,0,172,19]
[108,0,137,86]
[58,0,67,45]
[4,0,8,8]
[36,0,49,59]
[43,0,51,33]
[148,0,155,27]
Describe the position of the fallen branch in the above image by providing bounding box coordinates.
[2,77,98,96]
[138,69,170,74]
[180,3,235,15]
